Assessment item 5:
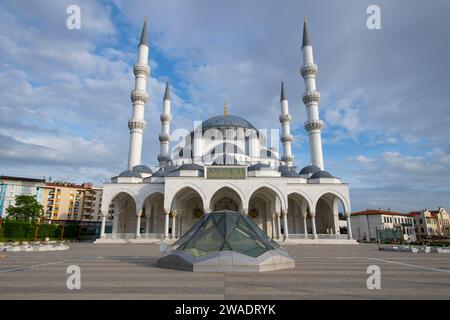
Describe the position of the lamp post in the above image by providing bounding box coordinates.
[60,222,65,241]
[34,217,41,242]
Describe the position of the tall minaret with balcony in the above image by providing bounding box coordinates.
[279,82,293,167]
[127,18,150,169]
[158,82,172,165]
[301,17,324,170]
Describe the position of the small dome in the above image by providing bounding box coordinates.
[309,170,335,179]
[118,170,142,178]
[299,165,321,175]
[247,163,270,171]
[279,165,299,177]
[132,165,152,174]
[179,163,204,171]
[152,165,179,177]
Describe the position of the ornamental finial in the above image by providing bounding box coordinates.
[224,101,229,116]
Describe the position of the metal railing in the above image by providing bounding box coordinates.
[287,234,349,240]
[104,233,164,240]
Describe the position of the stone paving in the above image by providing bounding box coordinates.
[0,243,449,299]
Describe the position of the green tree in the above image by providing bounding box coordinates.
[5,195,44,221]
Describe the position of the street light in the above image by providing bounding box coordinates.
[34,217,41,242]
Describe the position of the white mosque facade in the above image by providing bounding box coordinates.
[97,19,355,244]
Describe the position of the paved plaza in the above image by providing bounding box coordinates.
[1,243,450,299]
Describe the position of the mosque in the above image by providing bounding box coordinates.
[96,18,354,244]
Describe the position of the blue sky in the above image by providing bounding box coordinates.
[0,0,449,212]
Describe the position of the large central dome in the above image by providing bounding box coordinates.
[200,115,257,131]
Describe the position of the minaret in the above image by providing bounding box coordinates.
[158,82,172,165]
[301,17,324,170]
[279,82,293,166]
[127,18,150,170]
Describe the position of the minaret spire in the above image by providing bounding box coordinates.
[163,81,171,100]
[140,17,148,46]
[127,19,150,169]
[224,101,229,116]
[280,81,287,101]
[158,82,172,165]
[302,16,311,48]
[301,18,324,170]
[279,82,293,166]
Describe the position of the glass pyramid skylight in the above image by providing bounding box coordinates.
[171,210,280,258]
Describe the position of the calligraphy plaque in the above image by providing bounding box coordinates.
[205,166,246,180]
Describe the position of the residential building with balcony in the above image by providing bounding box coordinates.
[408,208,450,240]
[41,182,90,221]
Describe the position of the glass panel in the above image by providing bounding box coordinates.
[227,229,266,258]
[184,224,224,257]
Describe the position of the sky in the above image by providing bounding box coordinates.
[0,0,449,212]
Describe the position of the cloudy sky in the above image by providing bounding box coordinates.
[1,0,449,212]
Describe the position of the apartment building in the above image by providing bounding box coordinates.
[41,182,93,221]
[0,176,46,217]
[408,208,450,240]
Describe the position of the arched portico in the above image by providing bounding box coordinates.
[287,192,313,238]
[141,192,164,239]
[168,186,205,240]
[314,191,352,240]
[109,191,138,239]
[209,186,244,213]
[248,187,284,240]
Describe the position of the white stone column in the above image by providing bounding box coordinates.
[346,213,353,240]
[136,209,142,239]
[171,211,177,239]
[112,213,119,239]
[310,211,318,239]
[111,202,120,239]
[164,209,170,239]
[271,214,276,239]
[303,216,308,239]
[145,214,150,237]
[178,215,182,238]
[276,212,282,240]
[100,213,107,239]
[282,210,289,240]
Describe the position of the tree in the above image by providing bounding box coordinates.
[5,195,44,221]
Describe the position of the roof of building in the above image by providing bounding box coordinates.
[132,165,152,174]
[200,115,257,132]
[118,170,142,178]
[152,165,179,177]
[299,165,321,175]
[178,163,204,171]
[278,165,300,177]
[309,170,335,179]
[0,175,46,183]
[44,182,93,189]
[352,209,409,217]
[247,163,271,171]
